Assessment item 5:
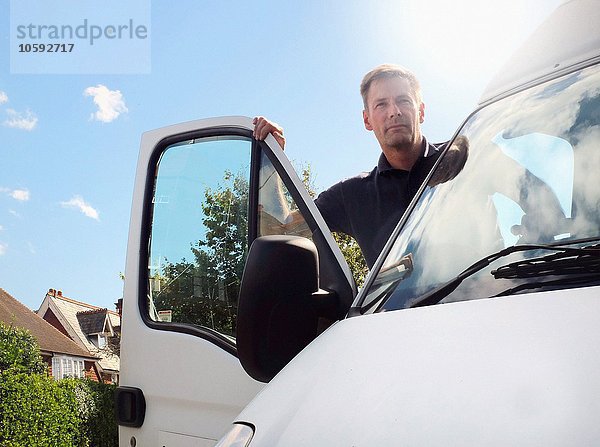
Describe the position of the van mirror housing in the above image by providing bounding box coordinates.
[237,235,337,382]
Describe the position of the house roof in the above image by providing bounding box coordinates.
[0,288,96,360]
[77,309,110,335]
[37,290,120,372]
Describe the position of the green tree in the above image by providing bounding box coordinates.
[0,323,117,446]
[299,163,368,287]
[0,321,46,375]
[332,231,369,288]
[194,170,248,307]
[79,380,118,447]
[152,163,368,338]
[153,171,248,336]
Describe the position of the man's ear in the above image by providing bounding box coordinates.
[363,109,373,131]
[419,102,425,124]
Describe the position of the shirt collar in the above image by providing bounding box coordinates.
[376,137,432,175]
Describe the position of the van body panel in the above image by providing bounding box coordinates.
[239,287,600,446]
[119,115,354,445]
[480,0,600,105]
[118,116,265,445]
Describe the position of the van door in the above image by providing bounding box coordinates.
[117,116,355,446]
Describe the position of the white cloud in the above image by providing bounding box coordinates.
[0,91,8,104]
[0,242,7,256]
[1,187,30,201]
[61,195,100,220]
[9,210,21,218]
[84,84,128,123]
[10,189,30,201]
[4,108,38,131]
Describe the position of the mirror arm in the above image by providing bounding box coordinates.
[310,289,339,321]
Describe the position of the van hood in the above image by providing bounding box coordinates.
[236,287,600,446]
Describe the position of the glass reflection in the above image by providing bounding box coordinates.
[363,65,600,312]
[148,136,251,337]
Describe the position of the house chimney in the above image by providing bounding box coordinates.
[57,290,62,297]
[115,298,123,318]
[48,288,55,296]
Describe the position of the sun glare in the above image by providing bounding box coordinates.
[378,0,563,78]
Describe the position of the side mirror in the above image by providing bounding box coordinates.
[236,235,337,382]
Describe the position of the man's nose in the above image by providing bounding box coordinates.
[389,103,402,117]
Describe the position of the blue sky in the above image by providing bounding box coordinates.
[1,0,562,311]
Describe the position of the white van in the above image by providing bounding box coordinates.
[117,0,600,445]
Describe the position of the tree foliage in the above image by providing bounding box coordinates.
[153,171,248,336]
[0,374,117,447]
[0,323,117,446]
[299,164,368,287]
[79,380,118,447]
[197,170,249,283]
[0,321,46,375]
[0,372,83,447]
[152,163,368,338]
[332,231,369,287]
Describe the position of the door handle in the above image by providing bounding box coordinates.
[116,386,146,428]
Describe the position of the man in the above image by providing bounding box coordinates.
[254,64,444,267]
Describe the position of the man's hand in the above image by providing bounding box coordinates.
[253,116,286,150]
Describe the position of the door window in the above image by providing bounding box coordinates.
[147,136,251,338]
[257,151,311,239]
[144,125,355,343]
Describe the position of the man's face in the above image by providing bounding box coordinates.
[363,77,425,153]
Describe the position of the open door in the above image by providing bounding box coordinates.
[118,116,355,446]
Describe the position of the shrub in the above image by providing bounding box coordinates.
[0,371,83,447]
[79,379,118,447]
[0,322,118,446]
[0,322,46,375]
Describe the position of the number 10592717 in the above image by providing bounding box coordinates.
[18,43,74,53]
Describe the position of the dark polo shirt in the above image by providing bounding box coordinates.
[315,138,444,268]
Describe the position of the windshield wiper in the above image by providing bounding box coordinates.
[408,239,600,309]
[489,244,600,296]
[491,245,600,279]
[360,255,414,314]
[371,254,414,287]
[492,274,600,297]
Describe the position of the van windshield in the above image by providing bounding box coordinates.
[361,64,600,313]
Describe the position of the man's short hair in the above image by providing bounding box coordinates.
[360,64,423,109]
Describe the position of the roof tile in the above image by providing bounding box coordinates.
[0,288,96,359]
[44,291,120,372]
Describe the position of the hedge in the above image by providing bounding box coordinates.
[0,322,118,447]
[0,371,82,446]
[0,372,118,447]
[80,380,119,447]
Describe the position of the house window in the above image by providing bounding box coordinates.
[74,360,83,378]
[90,333,108,348]
[52,356,85,379]
[62,358,72,377]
